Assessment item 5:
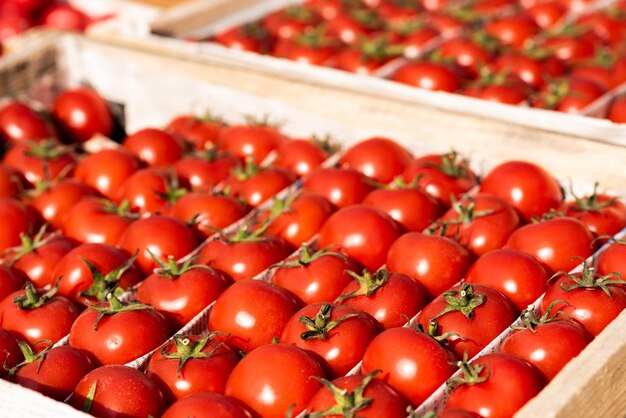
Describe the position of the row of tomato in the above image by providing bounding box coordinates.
[210,0,626,122]
[0,86,625,417]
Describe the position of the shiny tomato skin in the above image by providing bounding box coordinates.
[213,25,269,53]
[500,318,592,381]
[527,1,566,28]
[303,167,375,208]
[273,39,335,65]
[492,53,546,89]
[0,198,40,254]
[123,128,183,166]
[386,232,473,299]
[561,195,626,237]
[173,154,239,193]
[3,142,77,186]
[339,137,412,184]
[318,205,401,271]
[468,84,529,105]
[0,165,24,198]
[118,215,200,274]
[438,38,492,77]
[505,217,594,273]
[273,138,330,177]
[225,343,325,418]
[30,179,99,229]
[392,61,461,92]
[465,248,549,311]
[361,327,458,405]
[541,35,596,64]
[70,365,166,418]
[184,120,223,151]
[171,192,249,238]
[209,280,302,353]
[444,354,545,418]
[116,167,174,215]
[219,125,285,164]
[306,373,408,418]
[417,284,518,358]
[280,303,379,377]
[147,335,240,404]
[73,148,140,200]
[62,197,135,246]
[224,167,295,207]
[608,97,626,123]
[40,4,90,32]
[479,160,563,222]
[51,88,113,143]
[595,241,626,280]
[14,346,95,401]
[0,102,52,144]
[263,7,320,40]
[0,328,22,379]
[162,393,254,418]
[0,265,26,302]
[484,15,539,48]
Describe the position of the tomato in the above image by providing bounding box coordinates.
[0,165,24,198]
[225,343,325,418]
[0,328,22,379]
[541,34,598,64]
[326,12,377,44]
[0,282,80,349]
[69,295,171,365]
[337,268,429,329]
[479,160,563,222]
[166,114,224,151]
[535,77,606,113]
[570,62,615,91]
[147,334,239,404]
[608,96,626,123]
[303,167,376,208]
[51,88,113,143]
[527,1,566,28]
[318,205,401,271]
[219,124,285,164]
[73,148,140,200]
[0,198,39,254]
[334,36,403,74]
[417,283,518,358]
[10,343,95,401]
[223,162,295,207]
[402,152,478,207]
[173,151,240,193]
[339,137,412,184]
[0,102,53,144]
[485,15,539,48]
[273,137,332,177]
[595,239,626,280]
[305,0,341,20]
[116,167,183,215]
[463,72,530,104]
[492,53,548,89]
[273,36,336,65]
[137,258,230,329]
[122,128,183,167]
[465,248,549,311]
[306,371,408,418]
[560,185,626,237]
[506,216,594,273]
[361,326,458,405]
[118,215,200,274]
[399,24,440,59]
[30,178,99,229]
[271,245,359,305]
[70,365,166,418]
[438,37,494,77]
[387,232,473,299]
[391,61,461,92]
[539,262,626,336]
[444,353,545,418]
[213,23,271,53]
[162,393,254,418]
[0,264,26,302]
[3,140,77,186]
[263,5,321,39]
[280,302,378,376]
[501,303,593,381]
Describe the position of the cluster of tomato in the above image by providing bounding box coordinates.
[0,86,626,418]
[212,0,626,122]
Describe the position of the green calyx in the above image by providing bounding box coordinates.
[428,196,495,236]
[299,303,359,341]
[78,251,138,302]
[160,332,229,377]
[553,259,626,297]
[432,283,486,320]
[99,199,140,219]
[423,318,462,346]
[155,170,188,205]
[230,158,263,182]
[4,340,53,380]
[513,300,570,333]
[568,182,616,213]
[273,244,347,269]
[23,139,75,161]
[422,150,471,179]
[284,4,316,22]
[310,134,340,156]
[530,208,564,223]
[446,352,490,391]
[295,26,336,49]
[357,37,405,62]
[213,222,271,244]
[350,8,385,30]
[150,251,212,279]
[13,279,60,310]
[3,225,54,266]
[86,294,154,330]
[334,268,389,303]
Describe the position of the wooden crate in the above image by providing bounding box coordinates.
[0,31,625,418]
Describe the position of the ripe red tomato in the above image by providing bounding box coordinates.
[51,88,113,143]
[541,34,597,64]
[123,128,183,167]
[484,15,539,48]
[209,280,301,352]
[306,371,408,418]
[492,53,549,89]
[173,151,240,193]
[595,239,626,280]
[162,393,254,418]
[223,163,295,207]
[213,23,271,53]
[479,160,563,222]
[560,186,626,237]
[40,4,90,32]
[444,354,545,418]
[0,282,80,348]
[166,114,224,151]
[225,343,325,418]
[0,328,22,379]
[527,1,566,28]
[505,216,594,273]
[70,365,166,418]
[69,296,171,365]
[0,264,26,302]
[303,167,375,208]
[608,97,626,123]
[361,326,458,405]
[273,36,336,65]
[534,77,605,113]
[339,137,413,184]
[387,232,473,299]
[146,334,240,404]
[464,81,529,105]
[417,283,518,358]
[280,302,379,376]
[73,148,140,200]
[0,102,53,144]
[438,37,493,77]
[318,205,401,271]
[0,165,24,198]
[263,5,321,39]
[219,124,285,164]
[392,61,461,92]
[116,167,182,215]
[337,268,429,329]
[30,178,100,229]
[3,140,77,186]
[273,137,332,177]
[0,198,39,254]
[465,248,549,311]
[326,12,378,44]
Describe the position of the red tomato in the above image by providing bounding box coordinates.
[116,167,183,215]
[273,137,332,177]
[417,283,518,358]
[570,63,615,91]
[0,198,39,254]
[280,302,379,376]
[263,5,321,39]
[361,326,458,405]
[326,12,377,44]
[0,102,53,144]
[173,151,240,193]
[3,140,77,186]
[118,215,200,274]
[560,186,626,237]
[40,4,89,32]
[223,163,295,207]
[146,335,240,404]
[465,248,549,311]
[463,81,529,104]
[162,393,254,418]
[595,239,626,280]
[306,371,408,418]
[444,354,545,418]
[534,78,605,113]
[0,264,26,302]
[69,295,171,365]
[337,268,429,329]
[51,88,113,143]
[0,282,80,348]
[219,124,285,164]
[339,137,412,184]
[30,178,99,229]
[505,216,594,273]
[209,280,301,352]
[70,365,166,418]
[273,36,336,65]
[392,61,461,92]
[485,15,539,48]
[608,96,626,123]
[73,148,140,200]
[541,34,597,64]
[333,37,401,74]
[213,23,271,53]
[123,128,183,167]
[501,304,593,380]
[271,245,359,305]
[479,160,563,222]
[166,114,224,151]
[438,37,493,77]
[303,167,376,208]
[0,165,24,198]
[318,205,401,271]
[387,232,473,299]
[492,53,549,89]
[11,344,95,401]
[527,1,566,28]
[0,328,22,379]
